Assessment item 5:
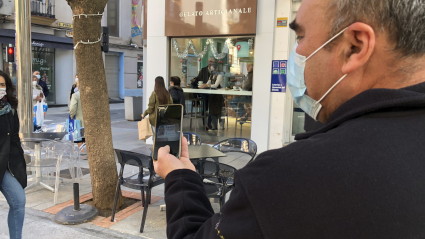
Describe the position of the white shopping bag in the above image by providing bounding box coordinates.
[34,102,44,127]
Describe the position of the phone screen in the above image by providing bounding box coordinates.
[152,104,183,160]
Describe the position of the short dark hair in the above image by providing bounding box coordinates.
[0,71,18,109]
[328,0,425,57]
[170,76,181,86]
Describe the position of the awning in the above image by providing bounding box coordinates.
[0,29,74,50]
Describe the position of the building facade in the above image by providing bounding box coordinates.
[0,0,143,105]
[144,0,304,154]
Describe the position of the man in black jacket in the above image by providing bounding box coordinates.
[154,0,425,238]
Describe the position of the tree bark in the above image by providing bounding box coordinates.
[66,0,123,210]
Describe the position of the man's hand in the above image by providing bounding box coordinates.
[153,136,196,179]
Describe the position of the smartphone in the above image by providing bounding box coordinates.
[152,104,184,161]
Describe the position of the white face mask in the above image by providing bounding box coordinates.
[0,88,6,99]
[32,81,37,87]
[75,78,78,82]
[287,27,348,121]
[74,86,79,93]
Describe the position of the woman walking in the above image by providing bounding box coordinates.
[0,71,27,239]
[142,76,173,128]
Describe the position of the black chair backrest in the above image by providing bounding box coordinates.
[192,159,236,184]
[183,132,202,146]
[213,138,257,162]
[115,149,151,169]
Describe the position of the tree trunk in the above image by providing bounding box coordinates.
[66,0,123,210]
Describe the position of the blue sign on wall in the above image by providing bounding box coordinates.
[271,60,287,93]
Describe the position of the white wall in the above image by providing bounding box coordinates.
[145,0,168,112]
[268,0,292,149]
[55,48,74,104]
[55,0,73,24]
[251,0,277,153]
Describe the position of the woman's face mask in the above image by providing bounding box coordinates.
[0,88,6,99]
[32,81,37,87]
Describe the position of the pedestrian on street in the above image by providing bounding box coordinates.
[32,75,45,132]
[69,80,85,148]
[33,71,49,98]
[70,74,78,100]
[142,76,173,131]
[0,71,27,239]
[153,0,425,238]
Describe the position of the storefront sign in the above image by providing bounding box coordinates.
[271,60,287,93]
[277,18,288,27]
[31,41,44,48]
[58,22,73,28]
[165,0,257,36]
[131,0,142,37]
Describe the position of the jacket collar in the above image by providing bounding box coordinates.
[169,85,183,91]
[295,82,425,140]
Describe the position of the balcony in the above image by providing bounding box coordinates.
[31,0,56,25]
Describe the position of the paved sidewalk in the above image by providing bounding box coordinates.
[0,103,249,238]
[0,201,145,239]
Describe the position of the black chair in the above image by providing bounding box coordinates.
[111,149,164,233]
[191,159,237,208]
[183,132,202,145]
[213,138,257,164]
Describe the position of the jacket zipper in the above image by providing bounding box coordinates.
[8,162,15,177]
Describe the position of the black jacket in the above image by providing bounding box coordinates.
[169,86,186,114]
[169,86,185,106]
[38,79,49,97]
[0,110,27,189]
[164,82,425,239]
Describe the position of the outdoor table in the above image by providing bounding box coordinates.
[148,145,226,160]
[183,88,253,96]
[20,132,68,192]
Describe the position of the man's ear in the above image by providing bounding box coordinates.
[341,23,375,74]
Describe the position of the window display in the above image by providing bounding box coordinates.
[170,36,255,143]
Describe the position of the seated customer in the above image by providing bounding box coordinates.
[230,63,253,122]
[169,76,186,113]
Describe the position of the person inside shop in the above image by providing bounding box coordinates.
[70,74,78,100]
[229,63,253,123]
[190,57,215,128]
[199,63,224,130]
[0,71,27,239]
[142,76,173,132]
[33,71,49,98]
[153,0,425,238]
[169,76,186,114]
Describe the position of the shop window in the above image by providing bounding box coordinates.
[1,46,55,105]
[32,47,55,104]
[107,0,120,37]
[170,36,255,143]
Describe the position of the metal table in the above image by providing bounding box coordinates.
[187,145,226,159]
[149,145,226,160]
[21,132,68,192]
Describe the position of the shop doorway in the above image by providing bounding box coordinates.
[105,53,120,99]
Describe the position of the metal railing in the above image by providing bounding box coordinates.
[31,0,55,19]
